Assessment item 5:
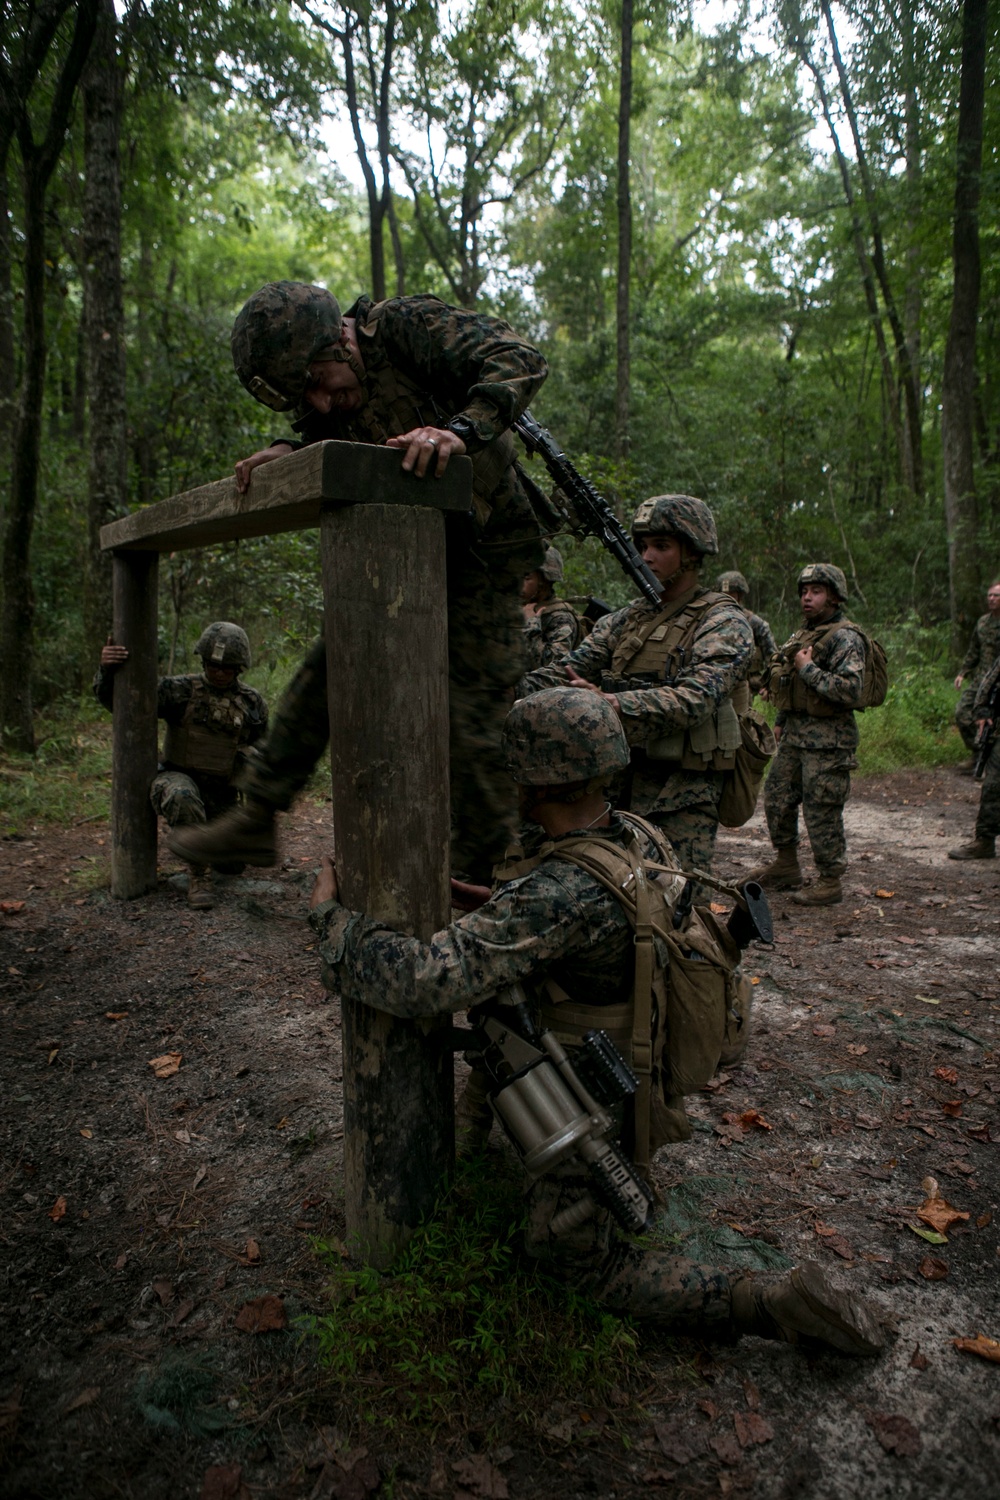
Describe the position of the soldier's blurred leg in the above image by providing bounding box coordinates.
[950,739,1000,859]
[954,682,980,758]
[151,773,216,908]
[791,748,851,906]
[747,744,803,887]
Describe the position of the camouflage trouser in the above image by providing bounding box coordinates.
[626,764,726,900]
[241,575,524,883]
[955,681,983,753]
[150,771,237,828]
[764,742,853,877]
[524,1162,734,1334]
[975,738,1000,839]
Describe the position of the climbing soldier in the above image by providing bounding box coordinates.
[94,622,268,909]
[716,570,776,698]
[519,496,753,887]
[170,282,548,885]
[308,688,886,1356]
[750,564,866,907]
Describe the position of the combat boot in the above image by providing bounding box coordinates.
[791,875,843,906]
[186,866,215,910]
[948,837,996,860]
[745,846,802,890]
[168,799,278,869]
[731,1261,885,1357]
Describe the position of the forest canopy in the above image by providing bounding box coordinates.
[0,0,997,743]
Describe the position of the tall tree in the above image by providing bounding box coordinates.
[941,0,988,641]
[615,0,633,458]
[0,0,98,751]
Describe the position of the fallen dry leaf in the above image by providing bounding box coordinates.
[234,1294,287,1334]
[200,1462,251,1500]
[812,1023,836,1038]
[105,1010,128,1021]
[170,1298,195,1327]
[977,1212,993,1229]
[0,900,26,914]
[734,1411,774,1447]
[451,1455,509,1499]
[654,1420,705,1466]
[825,1234,855,1261]
[934,1066,958,1084]
[62,1387,100,1415]
[867,1412,921,1457]
[192,1165,207,1190]
[79,1128,93,1139]
[698,1398,721,1421]
[48,1196,67,1222]
[952,1333,1000,1364]
[709,1431,742,1465]
[244,1238,261,1264]
[875,889,894,899]
[846,1043,869,1056]
[916,1189,969,1236]
[967,1123,992,1143]
[941,1100,963,1118]
[113,1252,128,1270]
[909,1346,929,1371]
[147,1052,182,1079]
[152,1278,173,1306]
[917,1256,948,1280]
[738,1109,772,1131]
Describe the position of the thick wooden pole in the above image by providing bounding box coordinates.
[110,551,159,898]
[322,501,453,1266]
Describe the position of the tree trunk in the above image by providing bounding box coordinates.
[0,166,15,452]
[942,0,987,645]
[614,0,633,460]
[82,0,127,660]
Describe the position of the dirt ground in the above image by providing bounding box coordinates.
[1,766,997,1500]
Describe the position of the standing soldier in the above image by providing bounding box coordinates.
[949,652,1000,860]
[749,564,864,907]
[716,570,776,697]
[307,689,886,1357]
[954,581,1000,769]
[169,282,548,884]
[520,496,752,882]
[94,623,268,909]
[520,546,582,676]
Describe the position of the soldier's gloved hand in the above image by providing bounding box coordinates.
[310,854,339,908]
[386,426,465,479]
[234,443,294,494]
[101,636,129,669]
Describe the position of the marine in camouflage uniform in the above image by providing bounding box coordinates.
[716,571,777,696]
[94,622,268,908]
[750,565,865,907]
[519,546,582,687]
[171,283,546,884]
[520,497,752,887]
[953,582,1000,755]
[949,652,1000,859]
[309,688,885,1355]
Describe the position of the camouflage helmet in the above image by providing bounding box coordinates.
[797,563,848,602]
[540,546,564,583]
[196,621,251,671]
[231,282,346,411]
[501,688,630,786]
[631,495,719,557]
[717,570,750,597]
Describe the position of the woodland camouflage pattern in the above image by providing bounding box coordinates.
[972,655,1000,840]
[194,621,252,670]
[956,612,1000,751]
[716,570,750,596]
[230,291,549,880]
[746,609,777,694]
[501,686,630,785]
[797,562,849,601]
[631,495,719,554]
[520,599,583,677]
[520,589,752,874]
[93,669,268,826]
[231,282,345,408]
[766,608,865,876]
[311,813,740,1329]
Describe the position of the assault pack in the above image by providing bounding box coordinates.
[769,619,888,712]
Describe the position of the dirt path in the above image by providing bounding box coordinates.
[1,768,997,1499]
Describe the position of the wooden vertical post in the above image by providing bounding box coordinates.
[322,501,454,1267]
[110,551,159,899]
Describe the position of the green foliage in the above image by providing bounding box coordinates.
[855,616,967,774]
[0,720,113,836]
[305,1162,643,1431]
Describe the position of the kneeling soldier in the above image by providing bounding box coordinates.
[308,689,885,1355]
[751,564,864,906]
[94,622,268,908]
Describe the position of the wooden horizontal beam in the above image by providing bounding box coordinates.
[100,441,474,553]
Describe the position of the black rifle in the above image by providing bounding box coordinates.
[514,410,663,608]
[973,680,1000,779]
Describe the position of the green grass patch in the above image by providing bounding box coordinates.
[0,718,114,834]
[305,1160,648,1433]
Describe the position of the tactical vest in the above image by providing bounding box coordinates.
[608,590,745,768]
[162,678,249,779]
[496,813,750,1169]
[768,619,859,716]
[352,299,517,528]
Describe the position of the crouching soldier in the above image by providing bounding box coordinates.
[308,689,886,1356]
[94,622,268,908]
[750,565,864,906]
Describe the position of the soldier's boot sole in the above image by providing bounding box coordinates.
[186,867,215,910]
[757,1261,886,1357]
[169,804,278,868]
[791,877,842,906]
[947,839,996,860]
